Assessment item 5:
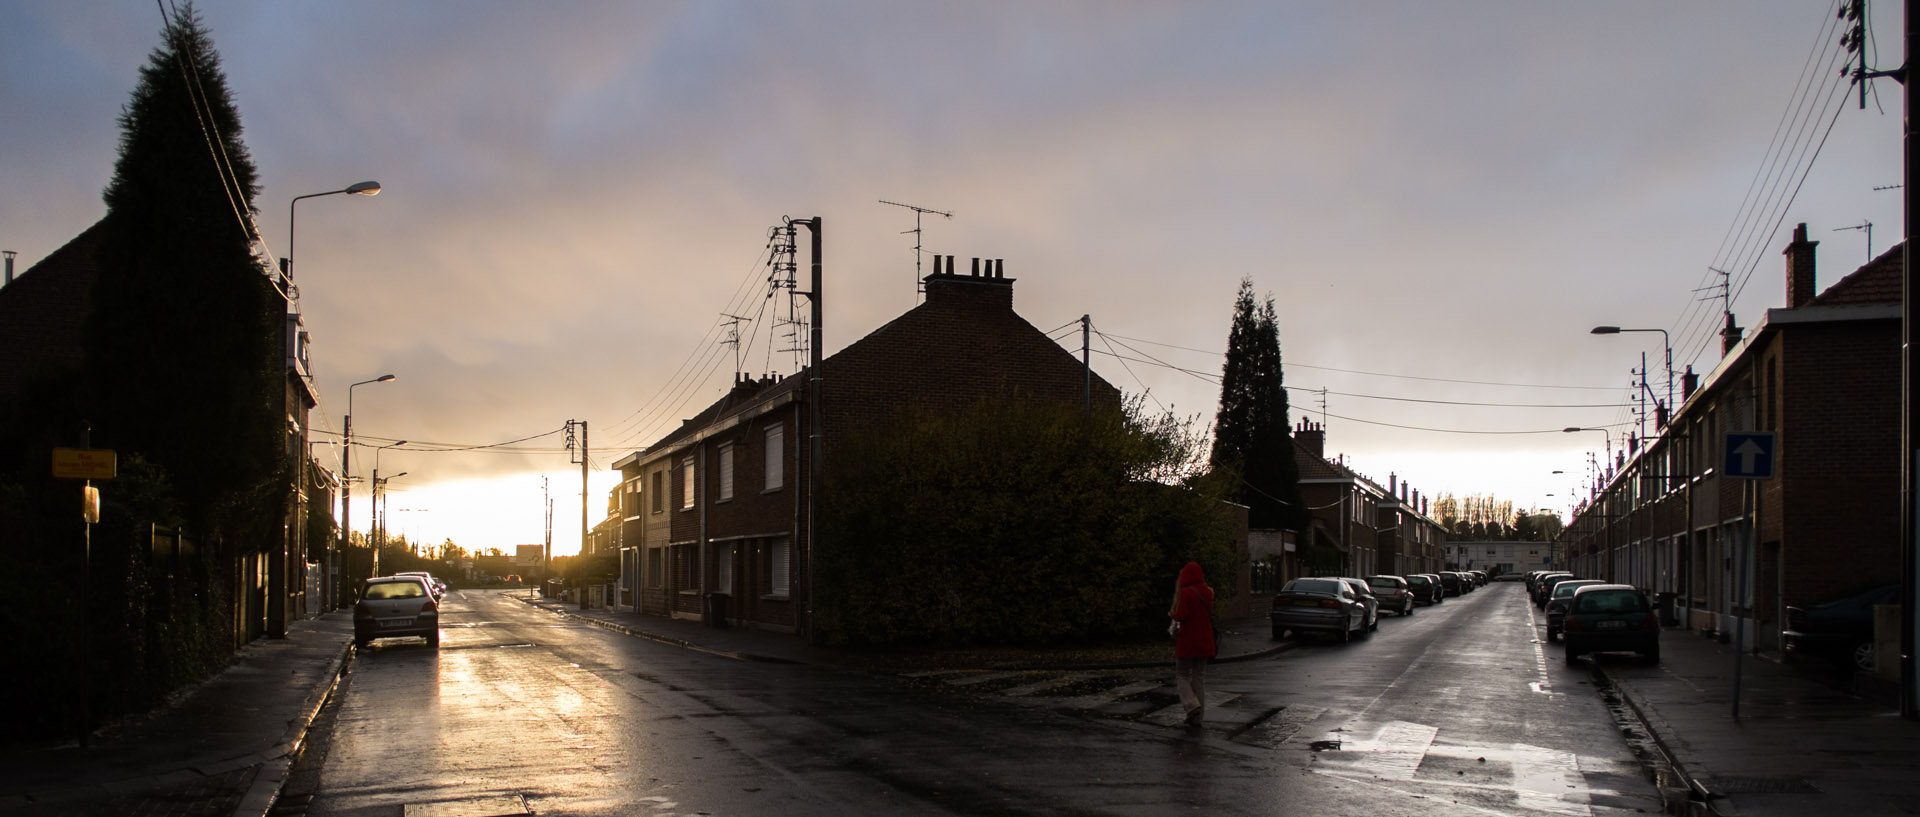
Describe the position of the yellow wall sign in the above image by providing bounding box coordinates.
[53,447,116,480]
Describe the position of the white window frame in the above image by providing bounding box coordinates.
[764,423,784,491]
[681,458,695,511]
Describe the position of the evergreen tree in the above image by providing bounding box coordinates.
[1210,277,1306,530]
[86,4,282,540]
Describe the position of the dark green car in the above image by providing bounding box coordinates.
[1563,584,1658,665]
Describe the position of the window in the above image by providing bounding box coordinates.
[648,547,664,588]
[651,470,663,513]
[717,443,735,502]
[769,539,790,596]
[765,423,784,491]
[681,458,695,510]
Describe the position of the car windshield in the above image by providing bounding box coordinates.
[1285,579,1345,595]
[1406,576,1430,586]
[1573,590,1644,613]
[1367,578,1403,589]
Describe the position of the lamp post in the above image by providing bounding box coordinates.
[284,181,381,280]
[1591,326,1674,430]
[370,441,407,555]
[340,374,395,607]
[374,469,407,555]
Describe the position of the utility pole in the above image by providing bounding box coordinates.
[788,216,823,641]
[1081,314,1091,418]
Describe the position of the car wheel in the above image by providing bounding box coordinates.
[1338,620,1352,644]
[428,630,441,648]
[1565,647,1582,666]
[1272,624,1286,641]
[1368,612,1379,632]
[353,635,369,648]
[1404,603,1415,616]
[1853,641,1875,672]
[1644,642,1660,664]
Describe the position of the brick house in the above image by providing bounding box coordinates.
[1560,225,1901,656]
[1289,421,1446,580]
[613,258,1186,635]
[0,220,323,644]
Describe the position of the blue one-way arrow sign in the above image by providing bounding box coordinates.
[1723,431,1777,480]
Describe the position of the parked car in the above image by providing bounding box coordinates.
[1270,578,1370,643]
[505,574,522,585]
[1468,570,1487,586]
[354,575,441,648]
[1421,573,1447,602]
[1534,573,1577,608]
[1562,584,1658,665]
[1438,572,1465,597]
[396,570,447,599]
[1404,573,1441,605]
[1365,575,1416,616]
[1340,577,1381,632]
[1543,579,1607,641]
[1784,583,1900,671]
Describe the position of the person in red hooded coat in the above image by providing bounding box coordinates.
[1168,561,1216,726]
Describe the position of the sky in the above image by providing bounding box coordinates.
[2,2,1907,557]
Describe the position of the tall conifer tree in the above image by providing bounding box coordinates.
[1211,278,1305,530]
[87,4,281,538]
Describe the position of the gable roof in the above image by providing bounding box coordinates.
[0,219,108,408]
[1810,242,1902,307]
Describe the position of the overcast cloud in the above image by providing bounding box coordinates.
[2,2,1905,554]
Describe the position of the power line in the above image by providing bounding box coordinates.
[1092,330,1620,391]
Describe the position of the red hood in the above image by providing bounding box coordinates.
[1178,561,1206,588]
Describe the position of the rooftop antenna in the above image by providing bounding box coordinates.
[1834,221,1872,262]
[879,199,952,302]
[720,312,750,379]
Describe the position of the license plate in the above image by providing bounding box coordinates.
[380,618,414,629]
[1596,620,1627,630]
[1295,600,1323,607]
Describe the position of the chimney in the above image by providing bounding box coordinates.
[3,250,14,286]
[1784,223,1819,308]
[1296,420,1325,459]
[923,254,1014,310]
[1721,312,1743,356]
[1681,365,1698,401]
[1388,472,1397,497]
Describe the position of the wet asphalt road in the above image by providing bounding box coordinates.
[278,583,1664,816]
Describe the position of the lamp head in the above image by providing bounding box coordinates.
[1590,326,1621,335]
[376,374,396,383]
[1563,427,1582,433]
[346,181,382,196]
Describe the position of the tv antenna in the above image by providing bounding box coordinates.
[1834,220,1872,261]
[879,199,952,301]
[720,312,751,378]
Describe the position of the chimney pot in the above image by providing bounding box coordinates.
[971,257,981,277]
[1784,222,1819,308]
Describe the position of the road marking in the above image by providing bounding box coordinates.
[1527,603,1557,696]
[1338,720,1438,780]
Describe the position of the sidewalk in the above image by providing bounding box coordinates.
[0,612,354,817]
[1598,627,1919,817]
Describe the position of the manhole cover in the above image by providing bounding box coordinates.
[1701,776,1821,794]
[402,796,530,816]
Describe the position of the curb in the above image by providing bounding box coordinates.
[229,638,354,817]
[1597,663,1727,817]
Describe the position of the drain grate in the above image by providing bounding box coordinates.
[1700,776,1821,794]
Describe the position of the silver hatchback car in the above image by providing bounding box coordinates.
[354,575,441,648]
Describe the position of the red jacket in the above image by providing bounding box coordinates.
[1171,561,1216,659]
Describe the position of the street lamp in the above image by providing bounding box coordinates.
[340,374,396,607]
[1591,326,1674,432]
[285,181,382,280]
[371,440,407,553]
[375,469,407,553]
